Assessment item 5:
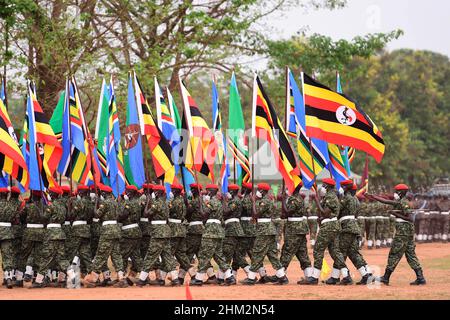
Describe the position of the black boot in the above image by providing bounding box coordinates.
[225,275,237,286]
[257,275,277,284]
[356,273,373,285]
[378,269,392,285]
[205,275,218,285]
[6,278,13,289]
[276,275,289,285]
[340,276,353,285]
[241,278,256,285]
[324,277,340,285]
[410,268,426,285]
[299,277,318,285]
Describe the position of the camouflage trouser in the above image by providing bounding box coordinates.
[142,237,176,273]
[120,237,143,273]
[442,215,450,241]
[249,235,283,273]
[19,239,42,271]
[170,237,191,271]
[186,233,202,263]
[386,225,421,272]
[231,237,254,271]
[333,232,366,270]
[37,239,69,275]
[90,222,101,258]
[70,236,92,274]
[383,218,391,242]
[0,239,14,271]
[389,216,396,239]
[91,236,124,273]
[375,218,384,242]
[197,237,229,273]
[308,217,319,242]
[357,218,365,239]
[62,225,73,261]
[140,235,151,260]
[365,218,376,246]
[273,219,285,250]
[222,236,239,266]
[313,225,347,270]
[280,233,311,271]
[12,236,22,271]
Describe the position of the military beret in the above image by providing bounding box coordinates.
[257,183,271,191]
[10,187,21,194]
[61,186,71,194]
[322,178,336,187]
[98,184,112,193]
[242,182,253,190]
[153,184,166,192]
[190,183,203,190]
[205,184,219,190]
[49,186,63,195]
[340,179,353,186]
[228,184,240,191]
[77,185,89,191]
[351,183,358,191]
[394,184,409,191]
[142,184,153,190]
[0,187,9,193]
[171,184,184,190]
[126,185,138,191]
[32,190,43,196]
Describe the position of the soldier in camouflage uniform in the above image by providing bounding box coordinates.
[139,184,152,262]
[221,184,244,280]
[273,192,284,253]
[190,184,235,286]
[89,185,101,256]
[167,184,191,284]
[231,182,254,277]
[137,184,179,287]
[9,187,24,287]
[368,184,426,285]
[365,200,377,249]
[374,201,385,249]
[356,195,367,248]
[0,188,15,289]
[60,186,73,261]
[307,194,319,248]
[242,183,288,285]
[279,183,313,284]
[440,195,449,242]
[31,186,69,288]
[301,178,350,285]
[83,184,128,288]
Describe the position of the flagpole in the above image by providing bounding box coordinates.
[66,78,74,198]
[2,76,13,189]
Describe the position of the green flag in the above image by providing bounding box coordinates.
[228,72,250,185]
[49,91,65,138]
[94,79,110,185]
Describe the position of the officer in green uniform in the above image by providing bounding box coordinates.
[83,184,128,288]
[190,184,235,286]
[279,182,313,284]
[119,185,143,285]
[9,187,24,287]
[137,184,180,287]
[0,188,15,289]
[167,184,192,285]
[31,186,69,288]
[307,194,319,248]
[367,184,426,285]
[301,178,350,285]
[242,183,288,285]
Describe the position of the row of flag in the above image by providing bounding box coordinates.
[0,69,383,196]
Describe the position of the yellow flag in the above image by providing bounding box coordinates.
[320,258,331,280]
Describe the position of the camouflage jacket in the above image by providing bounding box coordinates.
[202,196,225,239]
[71,197,92,238]
[139,195,150,236]
[0,198,15,240]
[240,194,256,237]
[274,199,282,220]
[22,201,45,242]
[120,198,142,239]
[307,200,319,217]
[97,197,121,239]
[319,191,340,231]
[224,196,244,237]
[339,193,360,234]
[186,197,205,235]
[285,195,308,235]
[168,196,186,238]
[9,198,23,239]
[255,196,277,236]
[148,197,171,238]
[42,200,66,240]
[392,198,414,237]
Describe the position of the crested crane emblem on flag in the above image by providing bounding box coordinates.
[124,124,140,150]
[336,105,356,126]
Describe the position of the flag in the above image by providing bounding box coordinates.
[302,72,385,163]
[286,68,329,189]
[0,78,9,187]
[134,72,175,184]
[327,143,349,189]
[179,76,216,182]
[0,96,29,189]
[95,78,110,185]
[228,72,250,185]
[212,80,229,193]
[50,91,65,142]
[347,147,356,164]
[167,87,195,193]
[321,258,331,280]
[251,74,301,193]
[336,72,352,177]
[124,73,145,188]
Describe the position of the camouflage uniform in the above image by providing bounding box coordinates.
[69,196,93,273]
[59,197,72,261]
[280,195,311,277]
[186,197,205,263]
[374,202,385,248]
[0,196,16,284]
[307,199,319,247]
[365,202,377,248]
[10,197,23,282]
[232,193,254,273]
[273,199,284,252]
[357,200,368,245]
[119,197,143,273]
[440,197,449,242]
[222,196,245,272]
[138,195,151,260]
[168,196,191,276]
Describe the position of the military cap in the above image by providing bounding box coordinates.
[322,178,336,187]
[257,183,271,191]
[153,184,166,192]
[242,182,253,190]
[190,183,203,190]
[98,184,112,193]
[394,184,409,191]
[228,184,240,191]
[351,183,358,191]
[143,183,154,190]
[10,187,21,194]
[171,184,184,190]
[126,185,138,191]
[77,185,89,191]
[205,184,219,190]
[341,179,353,186]
[61,186,71,194]
[49,186,63,195]
[0,187,9,193]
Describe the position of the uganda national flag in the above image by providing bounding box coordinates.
[302,72,385,163]
[0,96,29,189]
[251,74,301,193]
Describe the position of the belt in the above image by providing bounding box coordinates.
[206,219,221,224]
[151,220,167,225]
[240,217,252,221]
[273,218,282,221]
[357,216,365,219]
[122,223,139,230]
[257,218,271,223]
[308,216,318,220]
[287,217,306,222]
[225,218,240,224]
[140,218,149,222]
[168,218,182,224]
[396,218,409,223]
[102,220,117,226]
[26,224,44,228]
[390,215,395,218]
[0,222,12,227]
[382,217,390,220]
[321,217,337,224]
[430,211,439,214]
[424,212,430,215]
[189,221,203,226]
[72,220,87,226]
[441,212,449,216]
[64,221,71,226]
[339,215,355,222]
[375,216,383,219]
[92,218,99,223]
[47,223,61,229]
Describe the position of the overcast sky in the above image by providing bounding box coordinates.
[265,0,450,57]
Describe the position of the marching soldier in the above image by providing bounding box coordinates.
[0,188,15,289]
[301,178,351,285]
[60,186,73,261]
[279,182,313,284]
[366,199,377,249]
[10,187,24,287]
[190,184,235,286]
[375,201,385,249]
[440,195,449,243]
[274,192,284,253]
[356,194,368,248]
[242,183,288,285]
[367,184,426,285]
[307,194,319,248]
[139,184,152,261]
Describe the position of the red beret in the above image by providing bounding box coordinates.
[190,183,203,190]
[89,185,96,191]
[257,183,271,191]
[394,184,409,191]
[351,183,358,191]
[32,190,43,196]
[341,179,353,186]
[242,182,253,190]
[322,178,336,187]
[0,187,9,193]
[153,184,166,192]
[98,184,112,193]
[143,184,154,190]
[126,185,138,191]
[10,187,21,194]
[77,185,89,191]
[49,186,63,195]
[205,184,219,190]
[61,186,71,194]
[228,184,240,191]
[171,184,184,190]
